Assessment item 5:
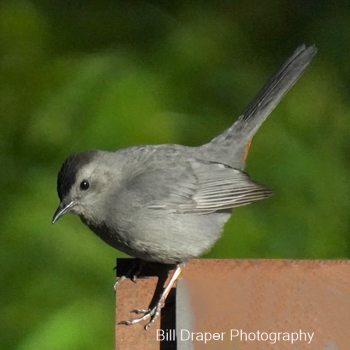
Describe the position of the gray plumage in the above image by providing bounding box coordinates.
[53,45,317,265]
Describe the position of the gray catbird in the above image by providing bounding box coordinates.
[52,44,317,329]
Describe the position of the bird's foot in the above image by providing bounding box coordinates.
[113,275,126,290]
[114,260,144,291]
[118,302,164,330]
[114,273,138,290]
[118,264,183,330]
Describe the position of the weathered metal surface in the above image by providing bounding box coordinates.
[116,259,350,350]
[115,259,177,350]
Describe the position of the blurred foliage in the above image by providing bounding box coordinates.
[1,0,350,349]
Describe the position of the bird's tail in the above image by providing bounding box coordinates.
[200,44,317,169]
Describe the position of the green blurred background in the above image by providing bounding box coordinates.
[1,0,350,349]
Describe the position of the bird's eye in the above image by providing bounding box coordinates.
[80,180,90,191]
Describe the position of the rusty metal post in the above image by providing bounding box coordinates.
[116,259,350,349]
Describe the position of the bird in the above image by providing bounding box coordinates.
[52,44,317,329]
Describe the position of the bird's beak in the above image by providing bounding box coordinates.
[52,199,76,224]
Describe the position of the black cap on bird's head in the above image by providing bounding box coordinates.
[52,150,98,224]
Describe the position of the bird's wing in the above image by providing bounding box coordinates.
[123,156,272,214]
[177,160,272,213]
[122,158,198,210]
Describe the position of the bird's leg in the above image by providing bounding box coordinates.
[114,259,145,291]
[118,264,184,330]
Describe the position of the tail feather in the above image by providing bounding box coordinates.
[200,44,317,169]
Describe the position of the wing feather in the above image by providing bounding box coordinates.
[177,165,272,213]
[145,159,272,214]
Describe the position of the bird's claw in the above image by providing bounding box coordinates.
[113,276,126,291]
[118,304,162,330]
[114,260,144,291]
[114,273,139,291]
[131,274,138,283]
[131,308,150,314]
